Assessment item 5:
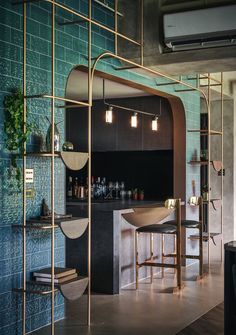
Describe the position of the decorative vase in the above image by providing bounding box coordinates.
[46,122,60,152]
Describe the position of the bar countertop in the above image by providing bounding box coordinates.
[66,199,163,212]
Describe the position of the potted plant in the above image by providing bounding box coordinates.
[4,88,35,186]
[138,189,144,201]
[132,188,138,200]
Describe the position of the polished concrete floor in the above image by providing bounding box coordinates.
[33,263,224,335]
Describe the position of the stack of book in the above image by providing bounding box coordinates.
[33,267,78,284]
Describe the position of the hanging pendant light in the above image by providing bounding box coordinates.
[105,105,113,123]
[152,116,158,131]
[131,112,138,128]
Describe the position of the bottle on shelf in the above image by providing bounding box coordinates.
[101,177,107,198]
[67,176,73,198]
[73,177,79,198]
[91,176,94,198]
[115,181,119,199]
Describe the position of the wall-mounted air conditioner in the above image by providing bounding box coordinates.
[163,5,236,51]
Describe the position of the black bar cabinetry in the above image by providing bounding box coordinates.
[225,241,236,335]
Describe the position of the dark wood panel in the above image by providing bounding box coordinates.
[66,108,88,152]
[66,95,173,152]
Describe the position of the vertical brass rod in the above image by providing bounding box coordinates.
[221,72,224,262]
[51,3,55,335]
[174,234,177,275]
[199,197,203,277]
[140,0,144,66]
[162,235,164,278]
[114,0,118,55]
[207,74,211,269]
[176,199,182,290]
[135,231,139,289]
[87,0,92,326]
[150,233,153,283]
[22,1,27,334]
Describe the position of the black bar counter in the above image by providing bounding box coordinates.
[66,199,164,294]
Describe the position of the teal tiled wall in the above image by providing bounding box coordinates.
[0,1,200,334]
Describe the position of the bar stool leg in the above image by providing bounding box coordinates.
[162,234,165,278]
[199,222,203,278]
[150,233,154,283]
[176,231,182,290]
[135,231,139,289]
[174,234,177,276]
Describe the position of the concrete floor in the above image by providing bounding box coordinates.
[33,263,224,335]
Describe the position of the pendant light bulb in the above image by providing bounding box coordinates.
[152,116,158,131]
[105,105,113,124]
[131,112,138,128]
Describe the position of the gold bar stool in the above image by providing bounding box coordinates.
[163,196,204,279]
[134,198,183,292]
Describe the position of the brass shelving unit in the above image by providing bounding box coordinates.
[11,1,224,334]
[187,73,224,266]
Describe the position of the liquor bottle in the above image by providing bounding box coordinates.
[101,177,107,198]
[91,176,95,198]
[96,177,101,199]
[67,176,73,198]
[73,177,79,198]
[115,181,119,199]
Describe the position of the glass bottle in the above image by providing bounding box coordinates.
[73,177,78,198]
[67,176,73,198]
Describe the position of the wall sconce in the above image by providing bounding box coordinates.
[105,105,113,124]
[131,113,138,128]
[152,116,158,131]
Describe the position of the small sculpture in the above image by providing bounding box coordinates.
[41,199,51,217]
[62,141,74,151]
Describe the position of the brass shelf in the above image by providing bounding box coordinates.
[13,286,58,296]
[188,160,209,165]
[203,199,222,210]
[24,94,90,107]
[26,151,89,171]
[13,217,89,239]
[188,129,223,136]
[189,232,221,245]
[26,152,60,157]
[13,276,88,301]
[188,160,222,172]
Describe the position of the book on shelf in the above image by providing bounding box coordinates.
[35,272,78,284]
[33,267,76,279]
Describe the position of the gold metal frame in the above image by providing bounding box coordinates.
[135,199,182,292]
[15,1,224,334]
[163,196,204,279]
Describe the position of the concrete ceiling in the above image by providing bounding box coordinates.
[118,0,236,75]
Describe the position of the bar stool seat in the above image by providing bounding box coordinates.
[137,224,177,234]
[164,219,200,229]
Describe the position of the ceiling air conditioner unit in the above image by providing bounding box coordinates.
[163,5,236,51]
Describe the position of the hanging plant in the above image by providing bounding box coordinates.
[4,88,34,185]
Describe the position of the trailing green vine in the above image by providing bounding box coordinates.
[4,88,34,185]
